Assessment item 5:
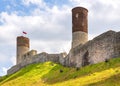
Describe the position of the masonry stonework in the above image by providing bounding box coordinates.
[17,36,29,64]
[72,7,88,48]
[7,7,120,75]
[75,30,118,67]
[7,52,66,75]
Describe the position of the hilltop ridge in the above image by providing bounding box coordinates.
[1,57,120,86]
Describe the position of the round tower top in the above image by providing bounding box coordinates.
[17,36,29,48]
[72,7,88,12]
[72,7,88,33]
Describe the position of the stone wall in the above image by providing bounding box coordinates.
[68,30,120,67]
[7,30,120,75]
[72,31,88,48]
[72,7,88,48]
[7,52,67,75]
[17,36,29,64]
[114,32,120,57]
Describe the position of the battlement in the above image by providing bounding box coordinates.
[21,50,37,62]
[17,36,29,48]
[23,50,37,58]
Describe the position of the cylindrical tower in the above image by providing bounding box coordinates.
[17,36,29,64]
[72,7,88,48]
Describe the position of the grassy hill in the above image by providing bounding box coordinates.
[0,57,120,86]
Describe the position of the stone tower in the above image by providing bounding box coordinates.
[17,36,29,64]
[72,7,88,48]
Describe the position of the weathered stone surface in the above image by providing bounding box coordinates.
[72,7,88,48]
[73,30,119,67]
[7,6,120,75]
[72,31,88,48]
[72,7,88,33]
[7,52,67,75]
[114,31,120,57]
[17,36,29,64]
[7,30,120,75]
[7,64,22,75]
[59,52,67,65]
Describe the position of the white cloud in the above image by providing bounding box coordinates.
[0,6,70,34]
[0,4,72,42]
[0,67,9,75]
[88,34,95,40]
[70,0,120,20]
[99,0,120,8]
[2,67,7,75]
[0,4,72,75]
[0,12,22,36]
[10,56,16,65]
[6,5,11,10]
[0,53,8,62]
[31,40,71,54]
[22,0,46,8]
[69,0,95,8]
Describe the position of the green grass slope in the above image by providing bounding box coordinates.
[0,57,120,86]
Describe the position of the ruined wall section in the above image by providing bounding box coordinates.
[89,31,117,63]
[7,31,120,75]
[7,52,67,75]
[21,50,37,64]
[114,31,120,58]
[73,30,118,67]
[67,30,120,67]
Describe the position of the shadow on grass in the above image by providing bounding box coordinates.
[41,64,77,84]
[41,57,120,85]
[87,73,120,86]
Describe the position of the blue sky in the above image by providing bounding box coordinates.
[0,0,120,76]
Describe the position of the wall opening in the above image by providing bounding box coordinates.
[82,51,89,66]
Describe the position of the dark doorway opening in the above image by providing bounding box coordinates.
[82,51,89,66]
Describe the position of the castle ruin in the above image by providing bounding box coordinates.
[7,7,120,75]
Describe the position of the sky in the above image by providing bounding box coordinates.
[0,0,120,76]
